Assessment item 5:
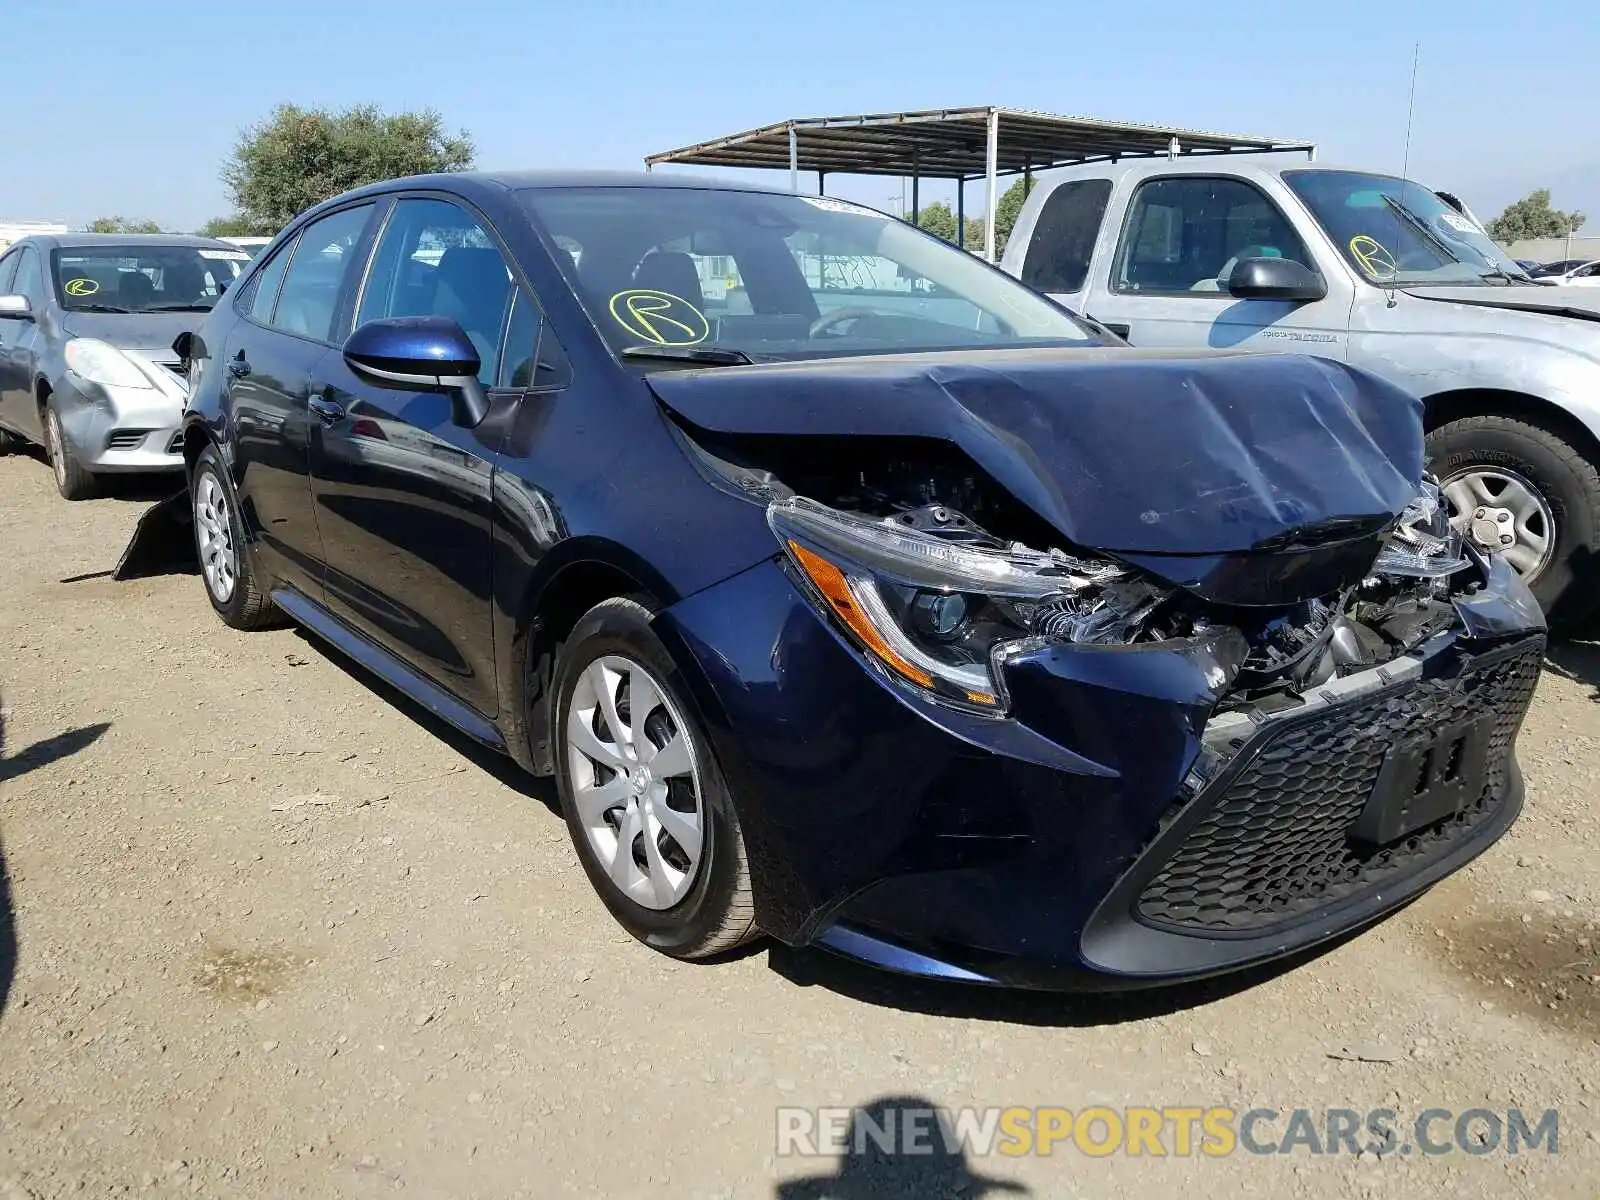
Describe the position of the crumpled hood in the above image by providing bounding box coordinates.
[647,347,1423,558]
[1404,284,1600,324]
[60,310,208,353]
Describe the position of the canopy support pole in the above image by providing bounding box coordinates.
[957,176,966,249]
[788,124,798,192]
[911,147,920,225]
[983,108,999,262]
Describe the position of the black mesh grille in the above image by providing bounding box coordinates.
[1135,640,1543,935]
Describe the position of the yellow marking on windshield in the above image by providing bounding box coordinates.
[608,289,709,346]
[64,277,100,297]
[1349,236,1397,281]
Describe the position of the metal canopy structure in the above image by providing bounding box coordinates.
[646,106,1316,260]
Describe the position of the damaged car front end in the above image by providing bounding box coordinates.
[649,350,1544,990]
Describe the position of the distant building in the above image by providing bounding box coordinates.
[0,220,69,253]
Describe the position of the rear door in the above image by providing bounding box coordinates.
[306,195,545,717]
[222,203,377,597]
[1085,174,1351,356]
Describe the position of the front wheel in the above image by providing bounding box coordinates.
[1428,414,1600,632]
[551,597,757,960]
[44,403,96,500]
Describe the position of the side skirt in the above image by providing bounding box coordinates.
[270,586,506,752]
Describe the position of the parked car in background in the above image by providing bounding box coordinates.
[1542,260,1600,287]
[219,236,273,259]
[1003,159,1600,630]
[1530,258,1589,278]
[169,170,1543,991]
[1514,259,1543,274]
[0,234,250,498]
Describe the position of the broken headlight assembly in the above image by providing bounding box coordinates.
[1372,479,1471,579]
[768,496,1163,714]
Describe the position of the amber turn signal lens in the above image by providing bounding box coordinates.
[786,540,936,689]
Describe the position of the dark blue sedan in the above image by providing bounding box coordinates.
[171,170,1545,990]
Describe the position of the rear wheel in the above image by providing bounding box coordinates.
[192,445,280,630]
[1429,414,1600,633]
[551,597,757,960]
[43,403,96,500]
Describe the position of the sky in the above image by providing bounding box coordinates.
[7,0,1597,234]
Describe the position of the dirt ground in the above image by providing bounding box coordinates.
[0,448,1597,1200]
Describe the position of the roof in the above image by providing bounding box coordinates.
[22,233,238,250]
[645,106,1316,179]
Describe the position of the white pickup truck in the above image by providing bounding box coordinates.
[1001,158,1600,631]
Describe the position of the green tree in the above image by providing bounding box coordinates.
[993,176,1036,255]
[88,216,163,234]
[916,201,958,242]
[197,214,262,239]
[1487,189,1586,242]
[963,217,987,254]
[223,103,475,231]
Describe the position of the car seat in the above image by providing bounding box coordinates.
[117,271,156,309]
[632,251,705,309]
[435,247,512,374]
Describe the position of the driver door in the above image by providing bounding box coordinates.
[1086,175,1352,357]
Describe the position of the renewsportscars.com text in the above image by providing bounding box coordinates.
[776,1105,1559,1159]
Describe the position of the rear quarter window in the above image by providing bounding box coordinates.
[1020,179,1113,294]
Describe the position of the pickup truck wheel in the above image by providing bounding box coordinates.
[1428,414,1600,632]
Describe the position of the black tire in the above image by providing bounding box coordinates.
[551,596,757,960]
[43,403,96,500]
[1427,414,1600,633]
[192,445,282,630]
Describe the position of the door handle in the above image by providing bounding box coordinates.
[308,394,346,425]
[227,354,251,378]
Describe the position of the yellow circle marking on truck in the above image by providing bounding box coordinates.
[1349,236,1397,281]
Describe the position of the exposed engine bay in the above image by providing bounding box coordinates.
[684,428,1492,716]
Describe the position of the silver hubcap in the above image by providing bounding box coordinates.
[45,412,65,486]
[1441,468,1554,581]
[194,472,237,602]
[566,655,704,910]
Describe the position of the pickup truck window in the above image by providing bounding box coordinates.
[1283,169,1519,286]
[1020,178,1111,294]
[1112,176,1312,296]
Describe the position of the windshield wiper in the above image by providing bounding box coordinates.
[1380,194,1465,268]
[1479,266,1539,285]
[141,302,215,312]
[619,344,754,366]
[68,303,132,313]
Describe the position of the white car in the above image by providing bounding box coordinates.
[219,236,273,259]
[1548,260,1600,287]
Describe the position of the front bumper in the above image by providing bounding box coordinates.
[53,357,186,473]
[656,557,1545,992]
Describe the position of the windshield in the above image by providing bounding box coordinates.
[50,244,249,312]
[518,186,1101,361]
[1283,170,1525,286]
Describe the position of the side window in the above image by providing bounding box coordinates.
[11,249,42,304]
[272,205,374,342]
[356,198,513,385]
[0,251,19,294]
[241,236,296,324]
[497,288,570,389]
[1113,177,1313,294]
[1020,179,1113,294]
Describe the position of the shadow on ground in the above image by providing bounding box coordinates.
[0,704,111,1018]
[1543,640,1600,703]
[774,1095,1029,1199]
[294,629,560,816]
[766,920,1373,1027]
[11,445,179,505]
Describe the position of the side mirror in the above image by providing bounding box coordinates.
[0,294,34,321]
[171,331,195,362]
[1226,258,1328,303]
[342,316,489,428]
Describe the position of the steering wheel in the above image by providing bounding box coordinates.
[809,306,880,338]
